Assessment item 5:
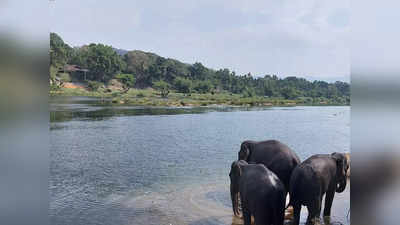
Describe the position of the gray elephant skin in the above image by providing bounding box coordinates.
[238,140,301,191]
[229,160,286,225]
[288,152,349,225]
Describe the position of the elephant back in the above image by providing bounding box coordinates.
[252,140,298,159]
[248,140,300,189]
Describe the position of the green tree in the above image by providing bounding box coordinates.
[281,87,299,100]
[75,44,126,82]
[189,62,207,80]
[215,68,232,90]
[242,87,256,98]
[327,85,338,98]
[50,32,72,68]
[115,74,135,88]
[194,80,213,93]
[87,80,103,91]
[153,80,170,97]
[124,50,159,87]
[49,33,351,105]
[50,65,58,81]
[174,77,192,93]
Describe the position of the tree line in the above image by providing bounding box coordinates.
[50,32,349,103]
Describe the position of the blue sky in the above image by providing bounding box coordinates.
[50,0,349,82]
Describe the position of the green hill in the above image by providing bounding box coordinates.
[50,32,350,105]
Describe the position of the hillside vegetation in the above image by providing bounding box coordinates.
[50,32,350,106]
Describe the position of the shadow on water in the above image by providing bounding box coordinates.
[50,107,212,123]
[49,96,282,124]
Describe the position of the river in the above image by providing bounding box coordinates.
[50,96,350,225]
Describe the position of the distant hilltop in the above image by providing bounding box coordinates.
[113,48,129,56]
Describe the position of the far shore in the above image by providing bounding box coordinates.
[50,86,350,108]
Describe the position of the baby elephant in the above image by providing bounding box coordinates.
[288,152,349,225]
[230,160,286,225]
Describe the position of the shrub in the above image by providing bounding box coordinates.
[111,92,120,97]
[153,80,170,97]
[59,73,71,83]
[50,66,58,81]
[50,83,60,91]
[87,80,103,91]
[115,73,135,88]
[242,87,256,98]
[174,77,192,93]
[281,87,300,100]
[194,80,213,94]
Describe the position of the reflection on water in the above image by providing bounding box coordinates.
[50,96,279,124]
[50,96,350,225]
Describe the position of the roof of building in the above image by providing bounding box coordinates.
[63,64,89,72]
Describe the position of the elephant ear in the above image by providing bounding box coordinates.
[331,152,345,177]
[239,141,251,161]
[231,161,242,177]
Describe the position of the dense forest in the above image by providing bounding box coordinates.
[50,32,350,104]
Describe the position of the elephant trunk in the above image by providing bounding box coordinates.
[336,176,347,193]
[230,188,240,216]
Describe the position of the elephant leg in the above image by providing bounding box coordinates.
[323,189,335,217]
[275,195,285,225]
[292,203,301,225]
[242,208,252,225]
[254,211,270,225]
[306,198,321,225]
[274,206,285,225]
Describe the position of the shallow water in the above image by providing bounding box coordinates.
[50,96,350,225]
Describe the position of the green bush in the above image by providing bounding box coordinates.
[115,73,135,88]
[174,77,192,93]
[50,83,60,91]
[111,92,121,97]
[50,66,58,81]
[153,80,170,97]
[87,80,103,91]
[194,80,213,94]
[281,87,300,100]
[242,87,256,98]
[59,73,71,83]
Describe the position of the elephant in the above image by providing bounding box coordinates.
[238,140,301,191]
[229,160,286,225]
[288,152,349,225]
[344,152,350,177]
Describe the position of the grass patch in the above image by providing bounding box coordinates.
[50,87,347,107]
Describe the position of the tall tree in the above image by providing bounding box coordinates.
[50,33,72,68]
[76,44,126,82]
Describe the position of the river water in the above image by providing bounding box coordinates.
[50,97,350,225]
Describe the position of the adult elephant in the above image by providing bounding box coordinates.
[345,152,351,177]
[288,152,349,225]
[238,140,301,191]
[230,160,286,225]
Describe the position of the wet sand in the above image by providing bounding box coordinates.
[112,180,350,225]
